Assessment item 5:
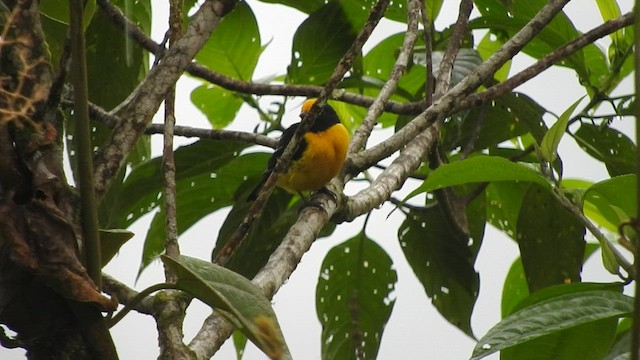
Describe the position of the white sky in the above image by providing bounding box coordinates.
[1,1,635,359]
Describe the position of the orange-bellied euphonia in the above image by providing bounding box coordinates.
[248,98,350,200]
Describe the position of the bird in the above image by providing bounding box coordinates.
[247,98,350,201]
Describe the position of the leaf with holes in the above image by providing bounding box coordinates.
[316,232,396,360]
[108,140,248,230]
[398,204,480,337]
[471,290,633,360]
[516,184,585,292]
[289,2,356,85]
[574,123,636,177]
[195,1,261,80]
[137,152,268,277]
[162,255,291,360]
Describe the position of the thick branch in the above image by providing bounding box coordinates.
[93,0,238,200]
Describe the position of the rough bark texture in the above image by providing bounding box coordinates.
[0,1,116,358]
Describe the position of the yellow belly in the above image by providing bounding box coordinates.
[277,124,349,193]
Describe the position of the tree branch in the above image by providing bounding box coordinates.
[93,0,238,200]
[348,0,420,155]
[461,11,634,109]
[193,0,391,355]
[96,0,423,115]
[346,0,571,174]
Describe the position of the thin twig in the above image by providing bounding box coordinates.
[348,0,420,154]
[433,0,473,98]
[162,0,182,282]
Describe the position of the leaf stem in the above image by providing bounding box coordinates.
[70,0,102,288]
[107,283,180,328]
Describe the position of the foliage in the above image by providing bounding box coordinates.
[0,0,637,359]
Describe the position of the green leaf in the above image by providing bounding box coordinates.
[501,244,600,318]
[471,290,634,360]
[191,84,243,128]
[500,258,528,318]
[471,0,607,91]
[406,156,549,202]
[162,255,291,360]
[398,204,480,337]
[137,151,266,276]
[108,140,248,229]
[195,1,261,80]
[477,32,510,82]
[233,331,248,360]
[516,184,585,292]
[584,174,637,230]
[540,97,583,163]
[574,123,636,177]
[99,229,134,267]
[485,181,528,240]
[501,282,622,360]
[40,0,96,26]
[443,92,545,153]
[595,0,623,43]
[316,232,397,360]
[364,32,427,98]
[212,186,296,279]
[500,319,617,360]
[288,2,356,85]
[413,48,483,88]
[424,0,444,22]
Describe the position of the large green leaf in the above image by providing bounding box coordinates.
[138,151,267,275]
[398,204,480,337]
[485,181,529,240]
[107,140,248,229]
[406,156,549,203]
[574,123,636,177]
[256,0,408,23]
[500,244,600,318]
[195,1,261,80]
[477,31,510,82]
[162,255,291,360]
[472,290,633,360]
[471,0,607,90]
[364,32,427,98]
[288,2,356,85]
[516,184,585,292]
[583,174,637,230]
[443,92,545,153]
[500,282,622,360]
[211,186,296,279]
[40,0,96,26]
[64,0,151,223]
[316,232,397,360]
[191,84,244,129]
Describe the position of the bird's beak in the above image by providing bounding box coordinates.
[299,111,307,119]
